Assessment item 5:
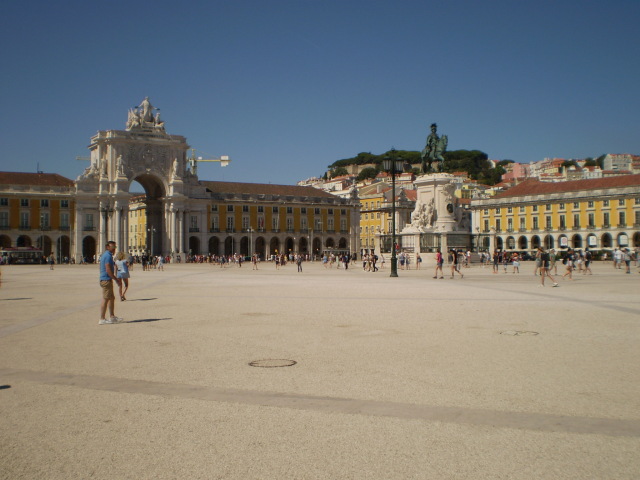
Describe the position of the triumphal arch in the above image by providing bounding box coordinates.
[74,97,211,260]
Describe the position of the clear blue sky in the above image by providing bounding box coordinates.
[1,0,639,185]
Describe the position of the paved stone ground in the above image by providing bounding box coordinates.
[0,260,639,479]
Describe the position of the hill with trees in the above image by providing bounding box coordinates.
[327,149,506,185]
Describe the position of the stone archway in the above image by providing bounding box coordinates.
[633,232,640,248]
[338,237,348,249]
[57,235,70,263]
[326,237,335,249]
[299,237,308,254]
[224,237,233,256]
[544,234,554,250]
[74,98,189,262]
[572,234,582,249]
[17,235,32,247]
[285,237,294,255]
[517,236,528,250]
[601,233,612,248]
[312,238,322,257]
[270,237,280,256]
[0,235,11,248]
[617,232,629,248]
[208,236,220,256]
[189,236,200,255]
[240,236,249,256]
[531,235,540,250]
[506,236,515,250]
[82,236,96,262]
[255,237,265,259]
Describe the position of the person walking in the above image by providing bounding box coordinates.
[562,249,574,280]
[511,252,520,274]
[449,249,464,279]
[98,241,123,325]
[48,253,55,270]
[433,249,444,279]
[416,253,422,270]
[115,251,130,301]
[538,247,559,287]
[583,248,593,275]
[296,254,303,272]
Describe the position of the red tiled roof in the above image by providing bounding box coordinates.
[404,190,417,201]
[494,174,640,198]
[0,171,74,187]
[199,180,337,198]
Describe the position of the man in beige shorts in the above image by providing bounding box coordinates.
[98,241,123,325]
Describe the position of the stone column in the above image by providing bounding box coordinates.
[74,207,83,262]
[99,202,107,249]
[114,201,121,249]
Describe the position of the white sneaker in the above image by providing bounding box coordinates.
[98,318,114,325]
[109,316,123,323]
[552,283,559,287]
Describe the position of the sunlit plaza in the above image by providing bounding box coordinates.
[1,260,638,479]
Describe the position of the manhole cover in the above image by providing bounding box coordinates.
[500,330,539,336]
[249,359,297,368]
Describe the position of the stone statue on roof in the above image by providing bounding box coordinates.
[126,97,166,132]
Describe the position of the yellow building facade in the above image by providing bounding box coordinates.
[471,175,640,252]
[0,172,76,262]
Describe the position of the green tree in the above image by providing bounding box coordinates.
[357,167,379,182]
[329,166,349,178]
[583,158,597,167]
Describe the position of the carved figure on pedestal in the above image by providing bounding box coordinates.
[116,155,125,176]
[420,123,448,174]
[101,159,108,177]
[172,158,181,179]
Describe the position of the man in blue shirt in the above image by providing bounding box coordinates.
[99,241,123,325]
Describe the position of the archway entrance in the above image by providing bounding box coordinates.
[270,237,280,257]
[572,234,582,249]
[506,236,515,250]
[531,235,540,250]
[255,237,265,259]
[312,238,322,257]
[518,236,528,250]
[57,235,70,263]
[37,235,53,256]
[0,235,11,248]
[224,236,233,256]
[285,237,294,255]
[634,232,640,248]
[544,234,554,250]
[338,237,348,249]
[129,175,166,256]
[208,237,219,256]
[17,235,32,247]
[240,236,249,256]
[82,236,96,262]
[299,237,308,254]
[189,236,200,255]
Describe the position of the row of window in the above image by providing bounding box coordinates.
[0,211,71,229]
[484,197,640,215]
[212,205,346,216]
[485,211,640,232]
[0,198,70,208]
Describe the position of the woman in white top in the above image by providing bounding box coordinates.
[115,251,130,301]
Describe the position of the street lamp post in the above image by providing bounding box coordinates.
[249,228,254,258]
[382,149,404,278]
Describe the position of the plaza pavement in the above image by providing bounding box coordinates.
[0,259,639,479]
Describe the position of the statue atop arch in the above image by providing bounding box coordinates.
[126,97,166,132]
